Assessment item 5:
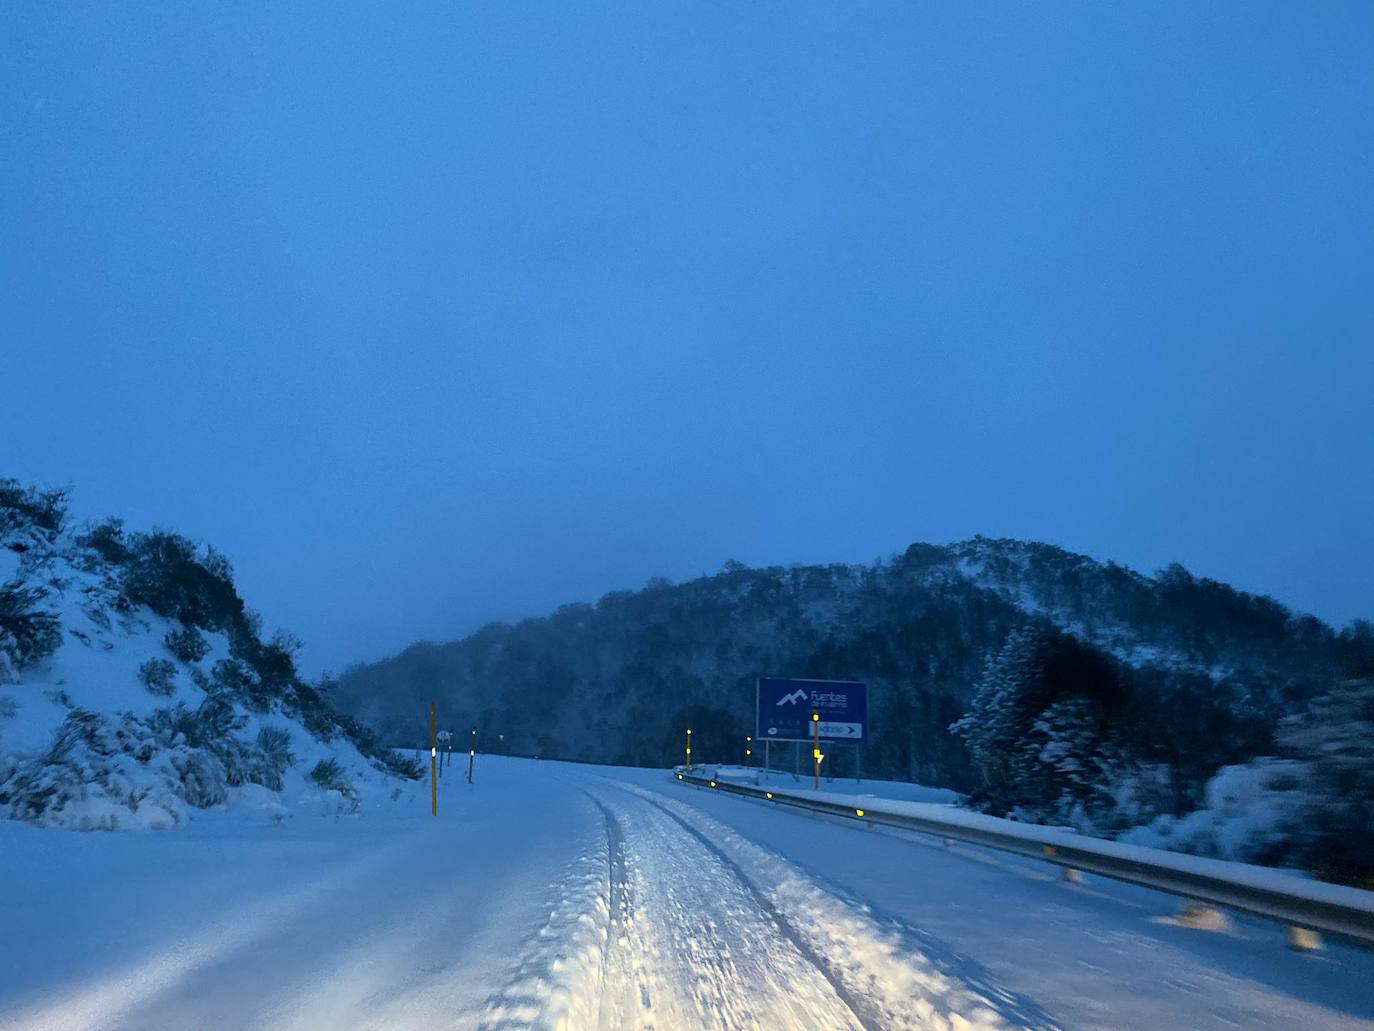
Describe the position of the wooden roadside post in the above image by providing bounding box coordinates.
[430,703,437,816]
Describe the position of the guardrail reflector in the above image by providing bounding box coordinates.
[856,808,865,817]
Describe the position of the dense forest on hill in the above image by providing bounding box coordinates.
[336,539,1372,880]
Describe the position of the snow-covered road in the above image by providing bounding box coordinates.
[2,757,1372,1030]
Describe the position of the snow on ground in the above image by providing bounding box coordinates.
[3,756,1373,1030]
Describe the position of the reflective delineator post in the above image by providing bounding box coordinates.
[685,727,692,772]
[467,725,476,785]
[745,735,752,767]
[812,711,821,790]
[430,703,437,816]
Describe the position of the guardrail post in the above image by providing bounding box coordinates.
[1176,903,1230,932]
[1287,926,1323,952]
[1043,845,1082,882]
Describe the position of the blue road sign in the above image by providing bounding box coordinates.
[756,678,867,742]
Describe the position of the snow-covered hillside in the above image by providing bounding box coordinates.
[0,480,418,831]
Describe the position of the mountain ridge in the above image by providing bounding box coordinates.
[336,535,1366,794]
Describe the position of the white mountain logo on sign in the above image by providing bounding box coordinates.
[776,689,808,706]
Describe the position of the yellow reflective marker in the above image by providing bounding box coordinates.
[766,791,773,799]
[855,808,865,817]
[710,780,717,788]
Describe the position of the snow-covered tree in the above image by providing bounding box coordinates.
[1279,675,1374,886]
[952,627,1141,823]
[950,627,1042,793]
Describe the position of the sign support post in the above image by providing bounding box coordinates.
[430,703,437,816]
[812,711,822,789]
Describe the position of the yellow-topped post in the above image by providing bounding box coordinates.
[745,735,752,767]
[812,711,821,789]
[685,727,692,772]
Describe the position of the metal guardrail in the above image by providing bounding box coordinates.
[674,770,1374,950]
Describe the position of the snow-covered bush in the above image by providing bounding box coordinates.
[0,583,62,677]
[137,658,177,696]
[119,531,244,633]
[73,517,130,569]
[1,709,190,830]
[0,479,67,539]
[253,726,294,791]
[1120,759,1310,864]
[164,623,209,663]
[2,703,318,828]
[209,657,259,708]
[309,757,359,811]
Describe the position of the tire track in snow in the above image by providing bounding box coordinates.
[617,787,877,1029]
[585,794,653,1031]
[598,778,1041,1030]
[586,783,870,1030]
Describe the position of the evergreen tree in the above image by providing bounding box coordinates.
[1279,675,1374,886]
[949,627,1042,793]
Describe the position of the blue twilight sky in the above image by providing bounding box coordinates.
[2,3,1372,675]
